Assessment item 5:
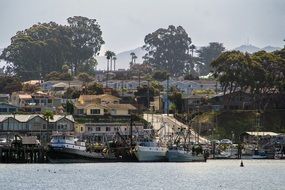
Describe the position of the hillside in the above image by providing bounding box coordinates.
[194,110,285,142]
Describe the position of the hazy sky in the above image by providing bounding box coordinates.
[1,0,285,53]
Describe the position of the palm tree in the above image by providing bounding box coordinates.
[133,55,137,64]
[110,52,116,71]
[190,44,196,57]
[113,56,117,71]
[130,52,136,67]
[105,51,114,87]
[43,110,54,142]
[105,51,113,71]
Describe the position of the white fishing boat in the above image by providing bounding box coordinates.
[48,132,114,162]
[167,145,206,162]
[133,141,168,162]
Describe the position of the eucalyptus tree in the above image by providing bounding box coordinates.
[250,51,285,109]
[143,25,192,76]
[1,16,104,80]
[197,42,225,76]
[0,22,73,79]
[211,51,252,108]
[67,16,104,74]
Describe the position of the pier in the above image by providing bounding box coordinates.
[0,135,47,163]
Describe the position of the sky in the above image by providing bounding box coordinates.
[0,0,285,53]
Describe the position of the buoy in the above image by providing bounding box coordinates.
[240,160,244,167]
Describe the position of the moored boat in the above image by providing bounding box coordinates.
[133,141,168,162]
[167,145,206,162]
[47,132,116,162]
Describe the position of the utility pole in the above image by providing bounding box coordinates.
[138,72,141,88]
[130,115,133,147]
[166,74,169,116]
[197,106,200,144]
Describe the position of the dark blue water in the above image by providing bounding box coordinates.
[0,160,284,190]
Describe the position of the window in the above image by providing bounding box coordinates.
[9,108,16,112]
[77,109,84,115]
[106,127,110,131]
[91,109,100,115]
[81,127,83,132]
[0,108,8,112]
[48,99,52,103]
[96,127,101,131]
[43,124,46,130]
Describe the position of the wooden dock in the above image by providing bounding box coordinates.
[0,146,47,163]
[0,135,47,163]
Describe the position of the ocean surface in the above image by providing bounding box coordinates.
[0,160,284,190]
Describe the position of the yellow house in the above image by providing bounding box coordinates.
[74,95,136,116]
[75,102,106,115]
[106,104,137,116]
[78,94,120,105]
[74,123,85,134]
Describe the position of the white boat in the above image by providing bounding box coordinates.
[48,133,112,162]
[133,141,168,162]
[167,146,206,162]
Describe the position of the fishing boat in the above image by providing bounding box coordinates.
[47,132,116,162]
[133,141,168,162]
[167,145,206,162]
[251,148,268,159]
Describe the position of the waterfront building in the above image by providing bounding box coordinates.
[79,122,145,143]
[0,114,74,142]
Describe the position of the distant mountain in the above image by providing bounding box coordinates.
[261,46,281,52]
[96,47,147,70]
[234,44,282,54]
[234,44,261,54]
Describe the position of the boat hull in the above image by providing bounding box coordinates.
[47,148,117,163]
[134,146,167,162]
[167,150,206,162]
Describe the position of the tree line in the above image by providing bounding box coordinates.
[1,17,226,80]
[143,25,225,77]
[211,49,285,110]
[0,16,104,80]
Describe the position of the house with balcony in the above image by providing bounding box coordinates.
[161,79,220,95]
[0,94,10,103]
[11,92,62,113]
[74,94,136,116]
[0,102,18,113]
